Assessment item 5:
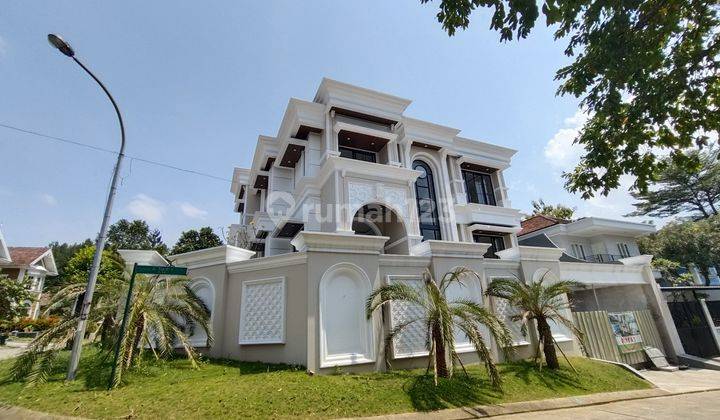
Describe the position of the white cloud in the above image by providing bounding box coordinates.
[544,110,589,169]
[39,193,57,206]
[127,194,165,223]
[179,202,208,219]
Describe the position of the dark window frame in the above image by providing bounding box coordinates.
[462,170,497,206]
[472,233,506,259]
[413,160,442,241]
[339,146,377,163]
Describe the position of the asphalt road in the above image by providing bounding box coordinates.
[493,389,720,419]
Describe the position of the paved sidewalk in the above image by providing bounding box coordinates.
[492,389,720,419]
[638,368,720,393]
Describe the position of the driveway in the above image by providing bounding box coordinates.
[639,368,720,393]
[492,389,720,419]
[0,342,28,361]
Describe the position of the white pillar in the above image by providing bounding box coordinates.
[439,148,459,241]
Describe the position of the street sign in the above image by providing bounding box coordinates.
[134,265,187,276]
[109,263,188,389]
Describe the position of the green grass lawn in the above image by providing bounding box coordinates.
[0,348,651,419]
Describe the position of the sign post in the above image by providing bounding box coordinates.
[108,263,187,389]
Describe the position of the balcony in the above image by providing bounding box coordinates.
[583,254,627,264]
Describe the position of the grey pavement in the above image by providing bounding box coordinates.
[492,389,720,419]
[0,341,27,361]
[638,368,720,393]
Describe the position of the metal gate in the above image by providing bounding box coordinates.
[667,300,720,358]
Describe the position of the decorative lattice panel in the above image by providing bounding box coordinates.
[239,277,285,344]
[389,277,428,358]
[494,298,529,345]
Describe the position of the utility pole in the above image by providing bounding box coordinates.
[47,34,126,380]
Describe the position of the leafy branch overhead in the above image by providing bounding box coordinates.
[422,0,720,197]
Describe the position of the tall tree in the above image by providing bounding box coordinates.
[421,0,720,197]
[171,227,223,255]
[45,239,93,291]
[628,148,720,219]
[366,267,513,387]
[486,273,583,370]
[638,215,720,283]
[107,219,168,255]
[530,199,575,220]
[63,246,126,287]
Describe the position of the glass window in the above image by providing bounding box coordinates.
[339,147,376,163]
[571,244,587,260]
[472,234,505,258]
[462,170,496,205]
[616,243,631,257]
[413,160,442,241]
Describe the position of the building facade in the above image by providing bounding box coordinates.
[0,239,58,319]
[168,79,684,372]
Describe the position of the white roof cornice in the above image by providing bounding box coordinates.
[314,78,411,122]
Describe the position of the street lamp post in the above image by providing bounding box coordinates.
[47,34,126,380]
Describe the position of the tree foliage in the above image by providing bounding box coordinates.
[629,148,720,219]
[45,239,93,291]
[486,273,583,370]
[0,272,33,325]
[62,245,126,287]
[366,267,513,388]
[638,215,720,282]
[422,0,720,197]
[530,199,575,220]
[171,227,223,255]
[11,271,211,388]
[107,219,168,255]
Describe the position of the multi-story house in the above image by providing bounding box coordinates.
[171,79,684,373]
[519,215,656,263]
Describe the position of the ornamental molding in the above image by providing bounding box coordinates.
[291,231,388,254]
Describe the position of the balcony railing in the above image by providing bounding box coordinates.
[584,254,626,263]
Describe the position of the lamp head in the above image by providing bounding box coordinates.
[47,34,75,57]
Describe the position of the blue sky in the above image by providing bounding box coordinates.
[0,1,650,247]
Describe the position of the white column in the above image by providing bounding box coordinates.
[438,148,459,241]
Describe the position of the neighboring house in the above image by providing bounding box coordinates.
[169,79,684,373]
[519,215,656,263]
[0,228,11,264]
[0,244,58,319]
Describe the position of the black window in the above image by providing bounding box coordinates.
[463,170,496,205]
[413,160,442,241]
[339,147,376,163]
[472,233,505,258]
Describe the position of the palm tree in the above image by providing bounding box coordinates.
[10,274,211,388]
[366,267,513,387]
[485,272,583,370]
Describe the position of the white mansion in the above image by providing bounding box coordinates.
[165,79,684,372]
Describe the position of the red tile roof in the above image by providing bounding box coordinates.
[519,215,570,236]
[6,247,50,266]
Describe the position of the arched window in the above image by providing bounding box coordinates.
[413,160,442,241]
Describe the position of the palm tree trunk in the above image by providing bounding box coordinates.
[432,321,449,378]
[536,317,559,369]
